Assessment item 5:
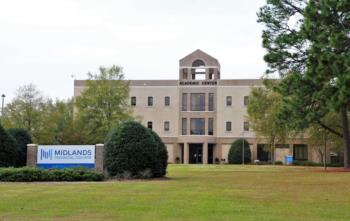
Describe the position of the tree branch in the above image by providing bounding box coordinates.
[317,120,343,138]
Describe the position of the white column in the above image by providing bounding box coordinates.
[203,142,208,164]
[184,143,189,164]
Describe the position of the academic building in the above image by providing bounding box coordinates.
[74,49,321,164]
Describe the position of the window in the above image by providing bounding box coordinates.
[226,96,232,106]
[131,96,136,106]
[182,118,187,135]
[164,121,170,131]
[226,121,232,132]
[147,121,153,130]
[208,118,214,135]
[293,144,308,161]
[244,121,249,131]
[192,59,205,67]
[182,93,187,111]
[148,96,153,106]
[209,68,214,80]
[165,96,170,106]
[190,118,205,135]
[182,69,188,79]
[191,60,206,80]
[244,96,249,106]
[208,93,214,111]
[191,93,205,111]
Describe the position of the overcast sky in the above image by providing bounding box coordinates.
[0,0,267,103]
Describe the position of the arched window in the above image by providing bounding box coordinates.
[192,59,205,67]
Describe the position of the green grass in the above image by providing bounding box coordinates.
[1,165,350,221]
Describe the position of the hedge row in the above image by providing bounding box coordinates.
[0,167,104,182]
[293,160,344,167]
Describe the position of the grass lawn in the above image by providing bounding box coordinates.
[1,165,350,221]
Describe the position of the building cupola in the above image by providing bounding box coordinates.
[179,49,220,81]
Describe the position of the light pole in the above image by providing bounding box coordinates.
[1,94,5,118]
[242,131,245,165]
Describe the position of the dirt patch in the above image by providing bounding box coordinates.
[314,168,350,173]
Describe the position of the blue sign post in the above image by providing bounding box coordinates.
[37,145,95,169]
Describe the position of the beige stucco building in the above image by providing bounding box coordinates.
[75,49,320,164]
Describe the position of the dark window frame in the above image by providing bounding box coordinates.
[226,121,232,132]
[208,118,214,135]
[182,93,188,111]
[208,93,214,111]
[226,96,232,106]
[244,121,249,131]
[244,96,249,106]
[164,121,170,131]
[148,96,153,106]
[182,118,187,135]
[165,96,170,106]
[131,96,136,106]
[147,121,153,130]
[190,118,205,135]
[190,93,205,111]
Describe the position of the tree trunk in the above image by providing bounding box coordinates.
[341,107,350,168]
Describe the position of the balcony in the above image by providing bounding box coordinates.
[181,105,215,112]
[190,130,205,135]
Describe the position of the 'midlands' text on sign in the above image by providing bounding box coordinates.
[37,145,95,169]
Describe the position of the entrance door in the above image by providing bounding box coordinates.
[189,144,203,164]
[208,144,214,164]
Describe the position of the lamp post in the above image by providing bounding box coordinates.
[1,94,5,118]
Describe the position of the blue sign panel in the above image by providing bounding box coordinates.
[37,145,95,169]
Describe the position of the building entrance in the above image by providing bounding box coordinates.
[189,143,203,164]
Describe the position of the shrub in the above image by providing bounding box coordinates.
[0,124,18,167]
[228,139,251,164]
[104,121,168,178]
[255,161,272,165]
[149,130,168,177]
[215,157,220,164]
[7,128,32,167]
[275,161,283,165]
[293,160,320,167]
[0,167,104,182]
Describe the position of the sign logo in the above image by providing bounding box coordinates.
[40,149,53,160]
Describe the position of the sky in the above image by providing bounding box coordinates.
[0,0,267,103]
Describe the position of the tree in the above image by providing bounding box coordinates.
[104,121,168,178]
[228,139,251,164]
[247,79,289,162]
[3,84,46,142]
[75,65,131,144]
[3,85,78,145]
[307,112,343,170]
[7,128,32,167]
[258,0,350,167]
[0,124,18,167]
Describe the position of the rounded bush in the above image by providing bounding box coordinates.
[8,128,32,167]
[228,139,251,164]
[104,121,168,178]
[149,130,168,177]
[0,124,18,167]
